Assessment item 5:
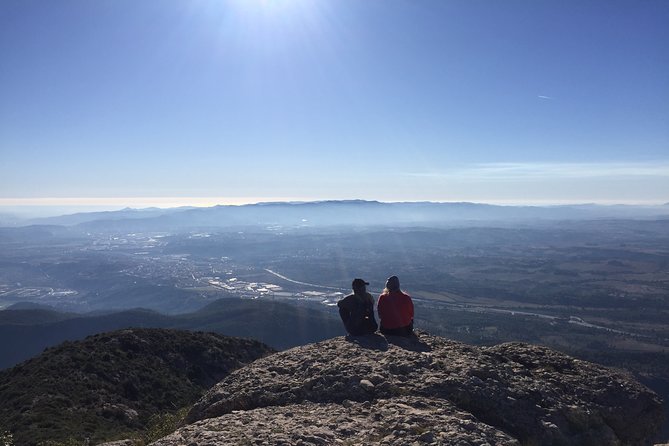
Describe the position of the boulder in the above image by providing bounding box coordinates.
[155,332,663,445]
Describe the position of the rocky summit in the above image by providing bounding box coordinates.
[153,332,663,446]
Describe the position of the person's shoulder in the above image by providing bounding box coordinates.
[338,293,355,305]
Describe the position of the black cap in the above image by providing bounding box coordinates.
[352,278,369,289]
[385,275,400,291]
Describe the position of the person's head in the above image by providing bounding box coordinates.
[352,278,369,293]
[385,275,400,292]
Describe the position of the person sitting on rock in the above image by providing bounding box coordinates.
[377,275,414,336]
[337,278,378,336]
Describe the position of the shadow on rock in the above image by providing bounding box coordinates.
[344,333,388,351]
[384,331,432,352]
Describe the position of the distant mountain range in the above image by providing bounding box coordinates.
[3,200,669,231]
[0,298,343,370]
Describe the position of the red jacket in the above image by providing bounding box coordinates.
[377,290,414,329]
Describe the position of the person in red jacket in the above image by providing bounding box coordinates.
[377,275,414,336]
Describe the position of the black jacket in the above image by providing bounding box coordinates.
[337,291,378,336]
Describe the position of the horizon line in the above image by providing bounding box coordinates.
[0,197,667,209]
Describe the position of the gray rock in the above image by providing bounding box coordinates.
[153,397,518,446]
[359,379,375,391]
[96,440,138,446]
[157,332,662,445]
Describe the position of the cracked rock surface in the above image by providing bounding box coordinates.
[153,332,663,445]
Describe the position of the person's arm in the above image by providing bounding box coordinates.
[408,295,414,320]
[365,293,375,316]
[377,295,384,320]
[339,305,352,329]
[338,296,354,332]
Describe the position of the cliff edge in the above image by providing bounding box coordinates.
[154,332,663,445]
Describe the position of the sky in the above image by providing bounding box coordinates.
[1,0,668,213]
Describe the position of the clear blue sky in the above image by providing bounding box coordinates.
[1,0,668,209]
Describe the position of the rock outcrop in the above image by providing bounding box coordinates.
[153,332,663,445]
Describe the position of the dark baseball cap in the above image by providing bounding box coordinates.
[352,278,369,288]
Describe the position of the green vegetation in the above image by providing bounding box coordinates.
[1,431,13,446]
[0,328,273,445]
[141,407,189,444]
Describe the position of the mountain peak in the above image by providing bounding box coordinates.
[153,332,663,445]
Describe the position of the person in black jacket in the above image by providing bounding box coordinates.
[337,278,378,336]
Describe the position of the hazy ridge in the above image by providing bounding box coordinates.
[0,299,342,370]
[3,200,669,231]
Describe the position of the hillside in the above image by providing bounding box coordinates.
[0,309,174,369]
[171,298,343,349]
[0,328,273,445]
[155,332,664,445]
[0,299,343,369]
